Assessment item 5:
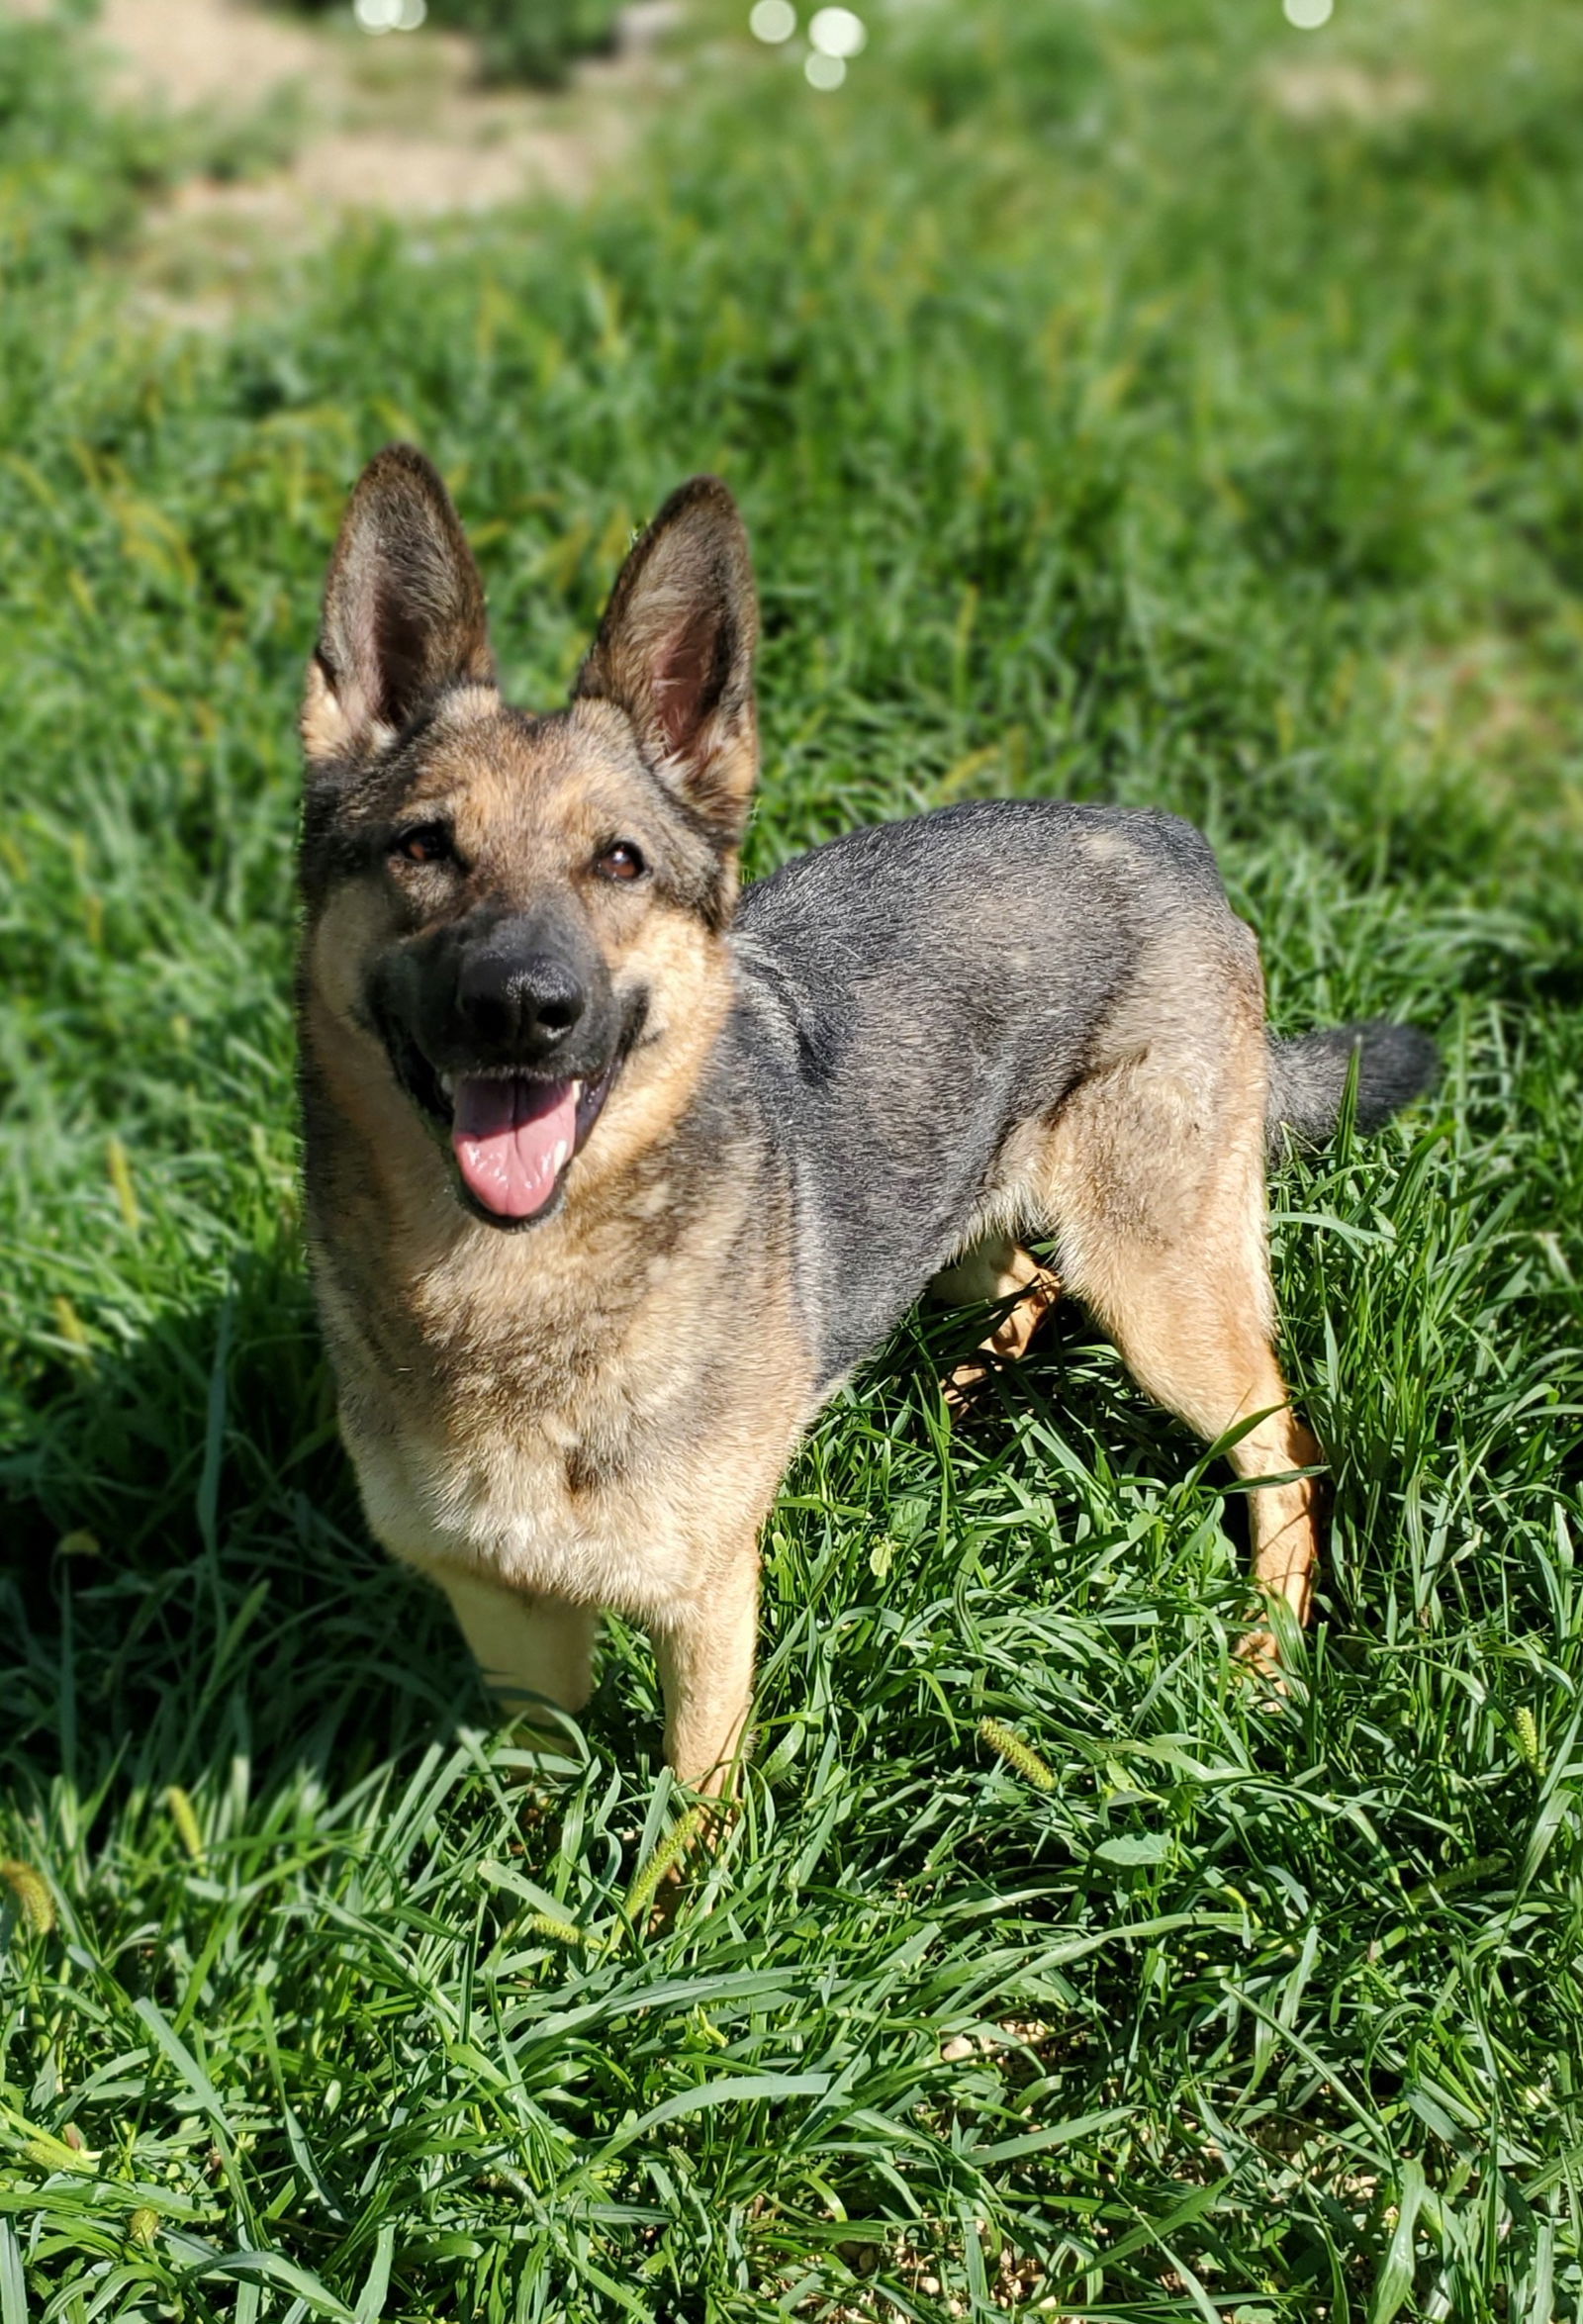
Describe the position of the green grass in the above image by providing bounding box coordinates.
[2,0,1582,2314]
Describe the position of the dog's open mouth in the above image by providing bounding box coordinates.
[444,1070,611,1222]
[387,1028,619,1226]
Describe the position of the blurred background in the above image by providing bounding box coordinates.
[1,0,1581,2315]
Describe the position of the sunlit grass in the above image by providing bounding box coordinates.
[1,0,1580,2315]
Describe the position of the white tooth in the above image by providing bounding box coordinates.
[439,1072,454,1098]
[572,1080,584,1105]
[554,1140,571,1170]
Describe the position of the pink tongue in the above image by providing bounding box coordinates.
[451,1076,577,1220]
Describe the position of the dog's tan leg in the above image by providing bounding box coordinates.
[1101,1282,1322,1666]
[1037,1022,1323,1670]
[651,1552,759,1796]
[931,1238,1062,1405]
[435,1568,598,1727]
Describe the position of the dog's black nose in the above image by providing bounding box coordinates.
[457,943,587,1059]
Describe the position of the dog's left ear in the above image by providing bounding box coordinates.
[575,477,758,843]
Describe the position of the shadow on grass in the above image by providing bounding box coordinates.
[1,1248,532,1828]
[1,1236,683,1863]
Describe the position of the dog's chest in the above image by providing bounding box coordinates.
[343,1381,696,1613]
[324,1237,753,1616]
[333,1311,692,1616]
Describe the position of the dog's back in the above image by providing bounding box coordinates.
[730,795,1437,1387]
[730,797,1251,1381]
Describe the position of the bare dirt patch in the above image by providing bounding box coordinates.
[86,0,682,314]
[1263,59,1427,125]
[1390,625,1583,833]
[101,0,326,110]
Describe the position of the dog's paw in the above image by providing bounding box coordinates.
[1235,1625,1285,1686]
[942,1266,1062,1416]
[943,1352,998,1413]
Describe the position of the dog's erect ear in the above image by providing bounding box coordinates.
[574,477,758,841]
[302,444,495,766]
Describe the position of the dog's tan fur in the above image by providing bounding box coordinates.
[934,1242,1064,1406]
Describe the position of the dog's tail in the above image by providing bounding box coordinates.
[1265,1020,1439,1154]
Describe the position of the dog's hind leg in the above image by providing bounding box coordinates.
[930,1237,1062,1406]
[1036,1018,1323,1670]
[435,1568,598,1731]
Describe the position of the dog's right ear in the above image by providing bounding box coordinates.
[302,444,495,767]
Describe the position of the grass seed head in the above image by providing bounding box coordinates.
[163,1787,206,1868]
[0,1859,55,1935]
[621,1802,710,1925]
[978,1718,1057,1792]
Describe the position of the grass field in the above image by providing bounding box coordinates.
[3,0,1582,2314]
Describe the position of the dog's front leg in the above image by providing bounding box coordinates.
[435,1567,598,1732]
[651,1551,760,1796]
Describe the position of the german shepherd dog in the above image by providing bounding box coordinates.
[298,446,1437,1793]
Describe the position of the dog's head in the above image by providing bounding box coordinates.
[299,445,758,1230]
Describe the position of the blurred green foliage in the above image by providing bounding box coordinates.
[0,13,170,269]
[461,0,625,84]
[889,1,1106,135]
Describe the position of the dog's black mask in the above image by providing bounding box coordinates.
[369,903,627,1229]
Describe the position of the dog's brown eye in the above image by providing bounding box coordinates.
[393,824,451,868]
[596,842,646,883]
